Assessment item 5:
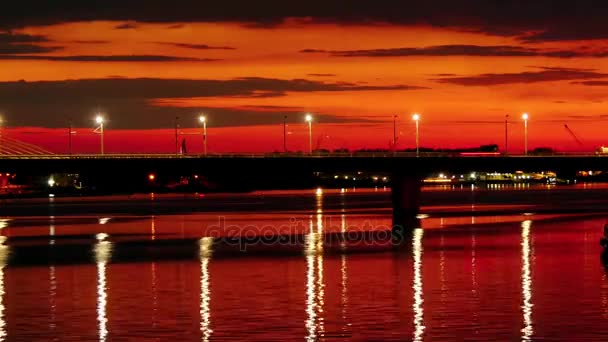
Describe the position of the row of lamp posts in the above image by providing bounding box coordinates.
[0,112,530,156]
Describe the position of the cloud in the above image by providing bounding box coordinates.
[114,23,138,30]
[73,40,110,44]
[2,1,608,42]
[572,81,608,86]
[0,32,48,43]
[156,42,236,50]
[0,77,423,98]
[307,73,336,77]
[0,31,61,54]
[301,44,608,58]
[0,77,422,128]
[433,67,608,86]
[0,55,219,62]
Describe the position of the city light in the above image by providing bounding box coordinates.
[148,174,156,181]
[412,113,420,121]
[305,114,313,122]
[95,115,104,124]
[199,115,206,123]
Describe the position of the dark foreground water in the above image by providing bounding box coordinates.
[1,186,608,341]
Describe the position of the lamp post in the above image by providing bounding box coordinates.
[95,115,104,155]
[522,113,529,155]
[393,115,397,151]
[412,113,420,156]
[283,115,287,153]
[504,114,509,154]
[305,114,313,154]
[199,115,207,156]
[0,116,3,155]
[68,119,73,156]
[175,116,180,155]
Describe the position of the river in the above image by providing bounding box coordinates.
[0,185,608,341]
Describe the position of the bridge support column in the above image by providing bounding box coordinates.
[391,172,422,242]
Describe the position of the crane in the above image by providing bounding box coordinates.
[564,124,584,147]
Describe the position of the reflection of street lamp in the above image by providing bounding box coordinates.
[522,113,529,155]
[199,115,207,156]
[95,115,105,155]
[412,113,420,156]
[305,114,313,154]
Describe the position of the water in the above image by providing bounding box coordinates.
[1,187,608,341]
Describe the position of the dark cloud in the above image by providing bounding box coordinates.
[73,40,110,44]
[2,1,608,42]
[434,67,608,86]
[301,44,608,58]
[308,73,336,77]
[520,24,608,43]
[0,32,48,43]
[300,49,327,53]
[0,77,421,128]
[0,55,218,62]
[572,81,608,86]
[0,31,61,54]
[0,44,61,54]
[156,42,236,50]
[114,23,138,30]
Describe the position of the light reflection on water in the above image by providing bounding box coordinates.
[521,220,534,341]
[0,243,8,342]
[0,189,606,340]
[94,239,112,342]
[412,228,425,342]
[199,237,213,342]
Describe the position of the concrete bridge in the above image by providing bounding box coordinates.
[1,153,607,233]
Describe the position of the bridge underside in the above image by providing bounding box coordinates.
[1,155,606,238]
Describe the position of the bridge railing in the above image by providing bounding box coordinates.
[0,151,607,159]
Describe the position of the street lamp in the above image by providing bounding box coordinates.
[412,113,420,156]
[199,115,207,156]
[95,115,105,155]
[522,113,529,155]
[0,116,3,155]
[504,114,510,155]
[305,114,313,154]
[393,115,398,151]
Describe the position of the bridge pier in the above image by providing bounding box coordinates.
[391,172,422,242]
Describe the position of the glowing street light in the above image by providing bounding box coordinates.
[305,114,313,154]
[95,115,105,155]
[199,115,207,156]
[412,113,421,156]
[522,113,529,155]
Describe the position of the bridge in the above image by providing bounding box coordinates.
[1,153,607,233]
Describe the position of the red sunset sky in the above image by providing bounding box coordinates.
[1,1,608,153]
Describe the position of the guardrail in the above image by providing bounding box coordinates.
[0,152,607,159]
